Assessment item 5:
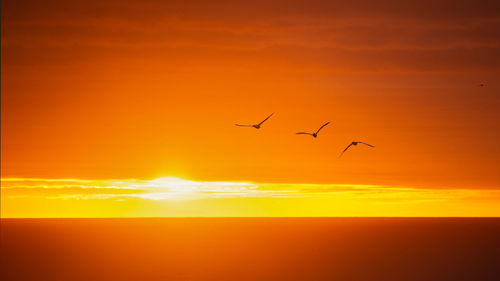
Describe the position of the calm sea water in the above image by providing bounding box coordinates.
[1,218,499,281]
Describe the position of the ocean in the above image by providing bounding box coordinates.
[1,218,499,280]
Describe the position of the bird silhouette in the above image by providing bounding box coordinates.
[235,113,274,129]
[339,141,375,158]
[478,83,487,87]
[296,122,330,138]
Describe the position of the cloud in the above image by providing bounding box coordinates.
[3,177,499,203]
[3,0,500,72]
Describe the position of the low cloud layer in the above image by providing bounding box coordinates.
[3,177,499,202]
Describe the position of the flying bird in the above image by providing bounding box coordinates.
[296,122,330,138]
[478,83,487,87]
[235,113,274,129]
[339,141,375,158]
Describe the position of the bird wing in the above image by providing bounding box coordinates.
[296,132,313,135]
[359,142,375,147]
[338,143,353,158]
[315,122,330,134]
[235,124,253,127]
[257,113,274,126]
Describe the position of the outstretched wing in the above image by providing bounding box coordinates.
[235,124,253,127]
[359,142,375,147]
[296,132,313,136]
[315,122,330,134]
[338,143,353,158]
[258,113,274,126]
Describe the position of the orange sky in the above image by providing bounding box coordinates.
[1,0,500,217]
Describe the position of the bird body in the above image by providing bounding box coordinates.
[339,141,375,158]
[235,113,274,129]
[296,122,330,138]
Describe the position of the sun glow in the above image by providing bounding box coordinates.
[2,177,500,217]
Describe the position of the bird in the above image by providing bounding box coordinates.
[478,83,487,87]
[338,141,375,158]
[235,113,274,129]
[296,122,330,138]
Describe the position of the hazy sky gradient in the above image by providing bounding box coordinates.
[2,0,500,192]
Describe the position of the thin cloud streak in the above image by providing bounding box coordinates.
[4,17,499,51]
[2,177,499,203]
